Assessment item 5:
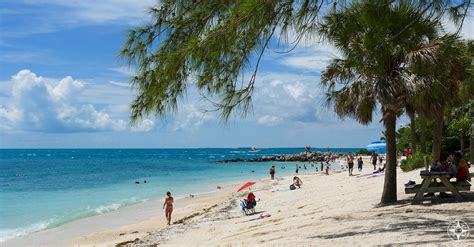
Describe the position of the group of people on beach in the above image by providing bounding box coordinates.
[269,165,303,190]
[345,153,373,176]
[161,149,471,226]
[370,152,384,170]
[431,152,471,182]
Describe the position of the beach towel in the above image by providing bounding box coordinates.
[259,214,271,219]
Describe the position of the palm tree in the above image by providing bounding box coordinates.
[419,116,427,153]
[405,104,417,156]
[319,1,443,204]
[413,37,470,161]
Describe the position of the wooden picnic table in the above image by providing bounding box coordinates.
[406,170,471,204]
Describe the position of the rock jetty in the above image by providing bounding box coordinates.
[217,151,342,163]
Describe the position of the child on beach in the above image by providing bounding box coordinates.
[163,192,174,225]
[293,176,303,188]
[357,156,363,172]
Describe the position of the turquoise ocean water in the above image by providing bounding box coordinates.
[0,148,359,242]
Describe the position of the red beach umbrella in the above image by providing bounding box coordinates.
[237,181,255,192]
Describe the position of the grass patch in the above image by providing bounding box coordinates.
[400,153,431,172]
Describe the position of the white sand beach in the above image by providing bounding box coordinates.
[3,160,473,246]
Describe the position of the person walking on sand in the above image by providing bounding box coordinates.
[163,192,174,225]
[347,153,354,176]
[371,152,378,170]
[357,156,363,172]
[269,165,276,180]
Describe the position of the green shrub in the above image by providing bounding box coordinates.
[400,153,432,172]
[357,149,372,155]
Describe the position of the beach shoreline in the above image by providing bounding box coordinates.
[1,156,348,247]
[4,156,473,246]
[1,177,248,247]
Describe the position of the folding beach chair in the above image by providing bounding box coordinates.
[240,199,256,215]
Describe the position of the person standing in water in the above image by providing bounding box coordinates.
[295,164,299,174]
[269,165,276,180]
[163,192,174,225]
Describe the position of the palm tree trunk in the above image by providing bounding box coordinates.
[381,112,397,204]
[419,116,426,153]
[471,133,474,165]
[471,105,474,164]
[408,111,417,156]
[432,107,444,161]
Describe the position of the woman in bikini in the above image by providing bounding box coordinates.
[163,191,174,225]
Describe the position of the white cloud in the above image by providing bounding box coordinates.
[131,119,155,132]
[257,115,282,126]
[444,13,474,40]
[2,0,156,37]
[38,0,156,25]
[252,72,333,127]
[281,54,333,72]
[0,70,136,133]
[108,80,131,88]
[460,15,474,39]
[0,70,218,134]
[275,34,341,73]
[0,50,57,64]
[110,66,136,77]
[170,104,214,131]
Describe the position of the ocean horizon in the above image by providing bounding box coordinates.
[0,147,360,242]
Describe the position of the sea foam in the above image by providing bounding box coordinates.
[0,219,53,243]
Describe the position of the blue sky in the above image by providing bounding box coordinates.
[1,1,473,148]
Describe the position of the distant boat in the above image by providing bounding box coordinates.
[249,147,261,153]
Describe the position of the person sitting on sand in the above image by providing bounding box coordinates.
[246,192,256,208]
[453,152,471,182]
[163,192,174,225]
[373,163,385,174]
[293,176,303,188]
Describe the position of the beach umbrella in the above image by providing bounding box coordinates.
[365,141,386,151]
[237,181,255,192]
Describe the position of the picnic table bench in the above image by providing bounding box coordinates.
[405,170,471,204]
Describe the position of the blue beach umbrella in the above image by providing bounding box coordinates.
[365,141,386,152]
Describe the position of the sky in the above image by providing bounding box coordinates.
[0,1,473,149]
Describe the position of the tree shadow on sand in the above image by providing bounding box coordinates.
[377,191,474,208]
[308,205,474,245]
